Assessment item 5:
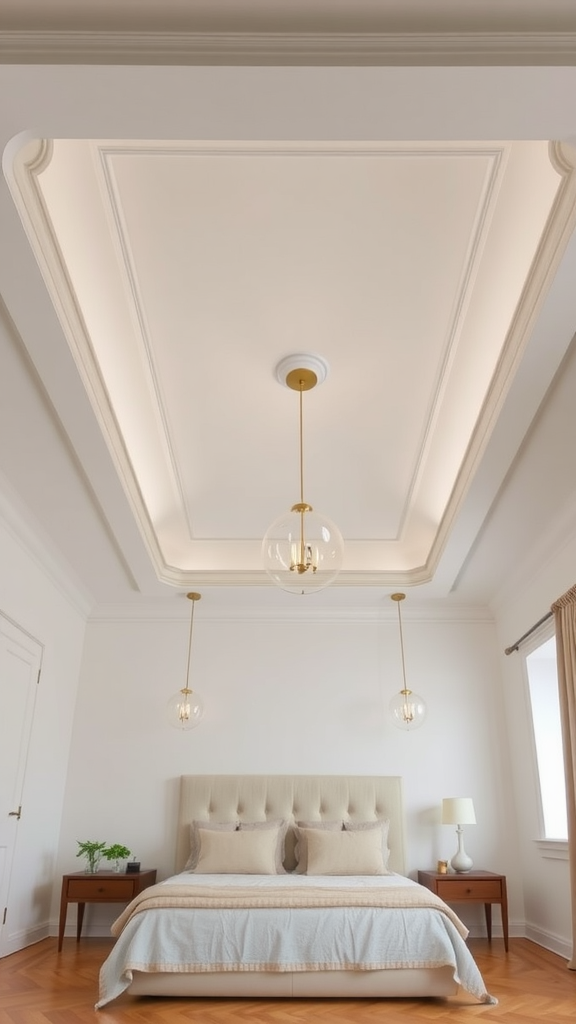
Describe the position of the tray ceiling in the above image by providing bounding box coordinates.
[6,135,572,593]
[3,59,576,611]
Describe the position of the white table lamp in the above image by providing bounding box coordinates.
[441,797,476,873]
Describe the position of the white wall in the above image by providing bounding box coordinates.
[495,520,576,961]
[0,494,87,953]
[489,333,576,961]
[53,604,520,942]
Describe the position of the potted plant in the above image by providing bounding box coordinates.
[102,843,132,873]
[76,840,106,874]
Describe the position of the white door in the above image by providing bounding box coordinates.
[0,614,42,957]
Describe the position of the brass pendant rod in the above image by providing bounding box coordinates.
[397,601,408,690]
[391,593,410,694]
[298,383,305,566]
[184,593,201,694]
[298,382,305,506]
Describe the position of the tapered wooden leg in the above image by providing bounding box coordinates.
[57,880,67,952]
[484,902,492,941]
[76,902,85,942]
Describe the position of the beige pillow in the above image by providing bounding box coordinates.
[344,819,391,870]
[239,819,289,873]
[194,826,280,874]
[185,820,238,871]
[303,826,390,875]
[293,820,343,874]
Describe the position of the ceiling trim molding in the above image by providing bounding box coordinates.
[153,567,433,588]
[427,142,576,581]
[2,30,576,67]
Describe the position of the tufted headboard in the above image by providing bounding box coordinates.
[176,774,406,875]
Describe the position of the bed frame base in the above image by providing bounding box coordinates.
[129,967,458,999]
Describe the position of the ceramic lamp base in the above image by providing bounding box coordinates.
[450,826,473,873]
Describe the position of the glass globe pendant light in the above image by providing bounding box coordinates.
[262,354,344,595]
[388,592,427,730]
[166,592,204,730]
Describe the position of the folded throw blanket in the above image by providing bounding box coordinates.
[111,882,469,939]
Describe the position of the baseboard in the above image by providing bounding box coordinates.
[1,922,49,956]
[525,923,572,960]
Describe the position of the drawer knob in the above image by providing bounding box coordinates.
[466,888,471,894]
[97,887,104,893]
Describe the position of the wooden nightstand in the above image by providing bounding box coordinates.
[57,869,157,951]
[418,869,508,951]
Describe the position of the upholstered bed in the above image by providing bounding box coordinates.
[96,775,496,1007]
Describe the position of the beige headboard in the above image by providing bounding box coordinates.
[176,774,406,875]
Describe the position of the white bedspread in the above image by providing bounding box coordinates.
[96,872,497,1008]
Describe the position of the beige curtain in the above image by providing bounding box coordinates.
[552,583,576,969]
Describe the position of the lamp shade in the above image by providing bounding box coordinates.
[441,797,476,825]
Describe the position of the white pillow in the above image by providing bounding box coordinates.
[239,819,289,873]
[344,819,391,869]
[184,820,238,871]
[302,826,391,875]
[194,826,280,874]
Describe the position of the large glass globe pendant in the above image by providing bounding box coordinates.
[262,354,344,595]
[262,503,344,596]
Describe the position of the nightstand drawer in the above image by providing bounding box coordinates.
[67,878,135,900]
[436,878,502,901]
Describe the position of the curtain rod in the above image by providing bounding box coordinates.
[504,610,553,655]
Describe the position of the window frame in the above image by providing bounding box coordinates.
[521,619,568,857]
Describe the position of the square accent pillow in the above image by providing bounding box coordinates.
[293,820,343,874]
[343,819,391,870]
[185,820,238,871]
[303,826,390,876]
[239,819,289,873]
[193,826,280,874]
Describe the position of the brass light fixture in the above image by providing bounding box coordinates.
[166,592,204,730]
[388,593,427,730]
[262,354,344,595]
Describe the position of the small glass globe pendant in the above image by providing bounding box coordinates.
[388,592,427,731]
[166,592,204,731]
[262,502,344,595]
[389,688,427,731]
[166,686,204,731]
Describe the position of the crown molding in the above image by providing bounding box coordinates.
[89,600,494,624]
[2,30,576,66]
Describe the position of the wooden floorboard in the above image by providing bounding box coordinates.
[0,937,575,1023]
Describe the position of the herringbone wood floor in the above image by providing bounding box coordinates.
[0,937,574,1023]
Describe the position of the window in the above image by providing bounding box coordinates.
[525,634,568,841]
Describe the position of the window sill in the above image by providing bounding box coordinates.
[535,839,568,860]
